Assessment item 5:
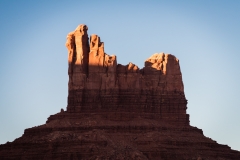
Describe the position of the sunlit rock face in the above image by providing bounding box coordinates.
[1,24,240,160]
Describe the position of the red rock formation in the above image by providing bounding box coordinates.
[66,26,188,125]
[0,24,240,160]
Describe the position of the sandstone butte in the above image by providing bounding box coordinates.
[0,24,240,160]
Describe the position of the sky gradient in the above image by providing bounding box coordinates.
[0,0,240,151]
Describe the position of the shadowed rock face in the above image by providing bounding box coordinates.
[0,24,240,160]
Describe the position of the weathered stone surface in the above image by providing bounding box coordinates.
[0,24,240,160]
[66,24,89,91]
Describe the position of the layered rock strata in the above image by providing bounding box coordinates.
[0,24,240,160]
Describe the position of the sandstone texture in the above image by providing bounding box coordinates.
[0,24,240,160]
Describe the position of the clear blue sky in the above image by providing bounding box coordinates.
[0,0,240,151]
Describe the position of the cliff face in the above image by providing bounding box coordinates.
[66,24,188,125]
[0,24,240,160]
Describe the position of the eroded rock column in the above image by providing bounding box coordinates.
[66,24,90,112]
